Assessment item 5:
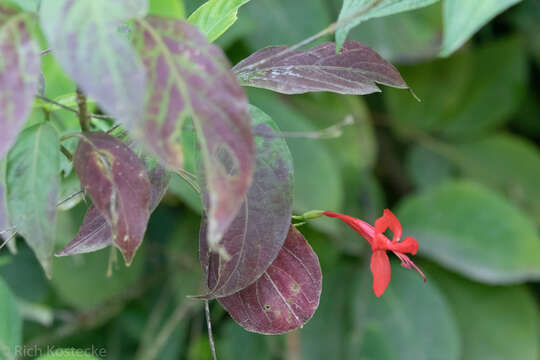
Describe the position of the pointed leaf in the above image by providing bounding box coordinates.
[39,0,147,128]
[57,159,169,256]
[199,106,293,298]
[217,226,322,334]
[6,123,59,277]
[440,0,522,57]
[73,132,151,264]
[188,0,251,42]
[134,17,254,252]
[233,41,407,95]
[336,0,439,50]
[0,9,41,158]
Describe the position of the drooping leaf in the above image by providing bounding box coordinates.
[385,37,526,139]
[57,159,169,256]
[39,0,147,128]
[425,264,539,360]
[440,0,522,56]
[0,9,41,158]
[336,0,439,50]
[134,17,254,254]
[217,226,322,334]
[199,106,293,298]
[233,41,408,95]
[348,264,460,360]
[6,123,59,277]
[0,278,22,360]
[73,132,151,264]
[396,181,540,284]
[188,0,251,42]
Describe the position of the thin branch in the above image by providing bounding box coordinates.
[60,145,73,162]
[254,115,354,139]
[76,87,90,132]
[41,48,51,56]
[36,95,114,120]
[205,300,218,360]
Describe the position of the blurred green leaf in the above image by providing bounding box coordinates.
[386,37,526,139]
[406,145,454,190]
[510,0,540,67]
[397,181,540,284]
[5,0,39,11]
[36,351,100,360]
[188,0,251,42]
[336,0,439,50]
[0,277,21,360]
[425,263,539,360]
[453,133,540,223]
[219,321,272,360]
[247,89,343,234]
[440,0,522,56]
[149,0,185,18]
[348,264,460,360]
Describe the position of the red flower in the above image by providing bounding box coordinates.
[323,209,425,297]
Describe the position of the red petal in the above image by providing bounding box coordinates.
[323,211,375,244]
[388,236,418,255]
[374,209,402,242]
[370,250,391,297]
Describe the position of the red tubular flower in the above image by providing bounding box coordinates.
[324,209,425,297]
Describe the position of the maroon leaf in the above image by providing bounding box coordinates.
[217,226,322,334]
[134,17,254,255]
[73,132,151,264]
[199,106,293,298]
[39,0,147,129]
[58,155,169,257]
[232,41,408,95]
[0,8,41,158]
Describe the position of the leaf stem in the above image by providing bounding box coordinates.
[205,300,218,360]
[36,95,113,120]
[76,87,90,132]
[60,145,73,162]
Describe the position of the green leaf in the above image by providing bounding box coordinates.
[336,0,439,50]
[440,0,522,56]
[36,351,101,360]
[426,264,539,360]
[406,145,454,189]
[396,181,540,284]
[149,0,185,18]
[219,321,272,360]
[247,88,343,235]
[6,123,60,278]
[0,277,21,360]
[4,0,39,12]
[385,37,526,139]
[188,0,251,42]
[348,264,460,360]
[453,133,540,223]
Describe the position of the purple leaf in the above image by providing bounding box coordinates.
[134,17,254,254]
[73,132,151,264]
[199,106,293,298]
[57,158,170,257]
[39,0,147,129]
[0,7,41,158]
[217,226,322,334]
[233,41,408,95]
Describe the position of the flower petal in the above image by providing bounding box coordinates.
[388,236,418,255]
[374,209,402,242]
[370,250,391,297]
[323,211,375,244]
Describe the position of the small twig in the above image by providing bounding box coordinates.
[41,48,51,56]
[55,190,84,208]
[76,87,90,132]
[254,115,355,139]
[60,145,73,162]
[205,300,218,360]
[36,95,113,120]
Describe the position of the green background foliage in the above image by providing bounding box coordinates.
[0,0,539,358]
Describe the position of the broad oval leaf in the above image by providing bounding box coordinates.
[233,41,408,95]
[57,160,170,256]
[39,0,147,128]
[440,0,522,57]
[396,181,540,284]
[0,278,22,360]
[0,9,41,158]
[349,264,460,360]
[199,106,293,297]
[6,122,59,278]
[73,132,151,264]
[134,17,254,253]
[188,0,251,42]
[217,226,322,334]
[336,0,439,50]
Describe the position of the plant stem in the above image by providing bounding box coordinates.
[36,95,113,120]
[76,87,90,132]
[205,300,218,360]
[60,145,73,162]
